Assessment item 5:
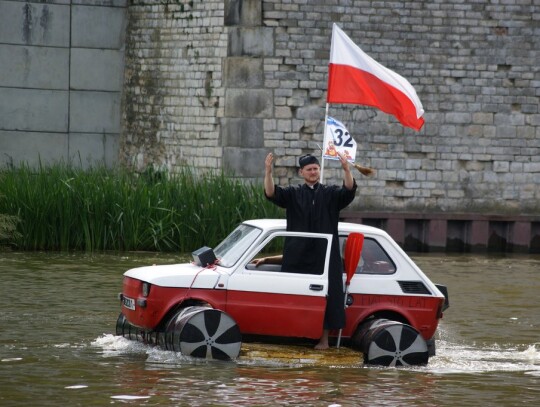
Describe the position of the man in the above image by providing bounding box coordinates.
[264,151,357,349]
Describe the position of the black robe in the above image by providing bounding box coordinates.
[266,180,357,330]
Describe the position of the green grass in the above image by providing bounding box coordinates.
[0,163,283,252]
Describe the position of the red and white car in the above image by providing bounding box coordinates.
[116,219,449,367]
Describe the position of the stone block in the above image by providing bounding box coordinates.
[427,171,442,181]
[527,114,540,126]
[0,44,69,89]
[224,0,262,26]
[0,1,70,47]
[0,130,68,167]
[524,162,540,173]
[70,48,124,91]
[222,147,267,177]
[225,89,273,118]
[493,161,510,172]
[223,57,263,88]
[0,88,68,132]
[405,158,422,170]
[72,0,127,6]
[386,158,405,169]
[445,112,472,124]
[510,162,524,172]
[495,125,517,138]
[69,91,121,133]
[71,5,126,49]
[447,190,465,198]
[277,119,293,132]
[275,106,292,118]
[296,105,324,120]
[221,118,264,148]
[435,160,453,171]
[494,113,525,126]
[228,27,274,57]
[438,124,456,137]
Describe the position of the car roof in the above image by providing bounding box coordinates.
[242,218,390,238]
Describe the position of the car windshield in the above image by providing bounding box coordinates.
[214,224,262,267]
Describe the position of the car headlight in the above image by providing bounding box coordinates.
[142,282,151,297]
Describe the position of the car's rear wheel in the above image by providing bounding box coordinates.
[352,318,429,366]
[163,306,242,360]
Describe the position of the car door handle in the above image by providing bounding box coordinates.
[309,284,324,291]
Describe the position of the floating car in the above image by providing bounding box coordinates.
[116,219,449,367]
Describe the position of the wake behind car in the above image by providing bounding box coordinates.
[116,219,449,367]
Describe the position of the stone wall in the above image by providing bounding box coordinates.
[0,0,126,168]
[3,1,536,216]
[121,0,540,215]
[120,0,227,172]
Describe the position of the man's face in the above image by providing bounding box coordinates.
[300,164,320,184]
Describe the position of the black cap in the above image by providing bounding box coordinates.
[299,154,320,168]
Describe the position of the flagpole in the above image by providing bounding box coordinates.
[320,103,329,184]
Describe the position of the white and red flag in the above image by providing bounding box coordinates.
[327,23,425,131]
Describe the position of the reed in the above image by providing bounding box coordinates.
[0,163,283,252]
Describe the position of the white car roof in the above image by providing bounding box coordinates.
[242,218,390,238]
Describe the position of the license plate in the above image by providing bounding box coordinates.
[123,296,135,310]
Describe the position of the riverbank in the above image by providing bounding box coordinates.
[342,211,540,254]
[0,163,283,251]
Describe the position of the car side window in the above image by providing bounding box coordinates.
[247,235,328,275]
[340,235,396,275]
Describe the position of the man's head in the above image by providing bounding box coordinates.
[298,154,320,185]
[299,154,320,168]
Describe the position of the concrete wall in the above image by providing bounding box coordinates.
[121,0,540,216]
[0,0,126,168]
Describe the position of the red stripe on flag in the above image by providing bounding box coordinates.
[328,63,424,131]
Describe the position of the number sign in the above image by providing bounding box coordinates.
[322,116,357,162]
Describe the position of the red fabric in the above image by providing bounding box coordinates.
[344,232,364,286]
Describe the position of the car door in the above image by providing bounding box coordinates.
[224,231,332,339]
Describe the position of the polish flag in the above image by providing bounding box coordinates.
[327,23,425,131]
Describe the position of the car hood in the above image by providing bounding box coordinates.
[124,263,226,289]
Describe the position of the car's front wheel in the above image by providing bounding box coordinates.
[163,306,242,360]
[352,318,429,366]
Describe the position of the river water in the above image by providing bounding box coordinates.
[1,251,539,406]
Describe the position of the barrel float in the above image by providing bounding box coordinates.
[163,306,242,360]
[116,312,142,341]
[115,313,127,336]
[116,313,158,344]
[353,318,429,366]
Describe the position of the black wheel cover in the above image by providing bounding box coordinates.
[366,323,428,367]
[178,309,242,360]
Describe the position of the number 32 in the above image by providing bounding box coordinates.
[333,129,354,148]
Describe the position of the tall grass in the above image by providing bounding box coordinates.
[0,163,283,252]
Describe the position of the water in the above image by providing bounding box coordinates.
[1,251,539,406]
